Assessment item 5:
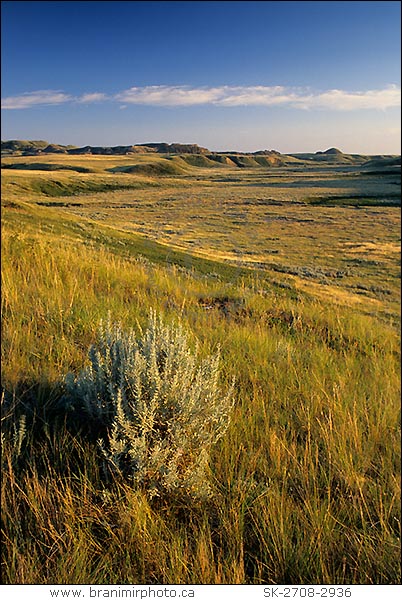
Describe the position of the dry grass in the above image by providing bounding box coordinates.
[1,155,400,584]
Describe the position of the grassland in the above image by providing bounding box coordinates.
[1,152,400,584]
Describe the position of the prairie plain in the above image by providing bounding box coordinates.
[1,150,401,584]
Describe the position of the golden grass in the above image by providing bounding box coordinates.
[1,155,400,584]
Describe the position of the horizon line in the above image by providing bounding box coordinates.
[2,139,401,156]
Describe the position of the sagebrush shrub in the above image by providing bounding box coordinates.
[65,311,233,498]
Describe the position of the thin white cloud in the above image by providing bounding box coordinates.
[1,89,72,109]
[2,84,400,110]
[292,85,402,111]
[114,84,401,110]
[115,85,224,106]
[215,85,301,107]
[76,92,108,103]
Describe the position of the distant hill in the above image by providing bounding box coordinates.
[108,160,187,176]
[1,140,211,156]
[139,143,209,154]
[289,149,370,165]
[1,139,50,154]
[316,147,344,156]
[1,140,400,170]
[360,156,401,176]
[362,156,401,169]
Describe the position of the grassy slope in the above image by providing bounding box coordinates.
[1,156,400,584]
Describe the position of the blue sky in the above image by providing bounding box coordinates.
[1,1,401,153]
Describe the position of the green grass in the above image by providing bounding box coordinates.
[1,161,95,173]
[1,155,400,584]
[107,160,188,176]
